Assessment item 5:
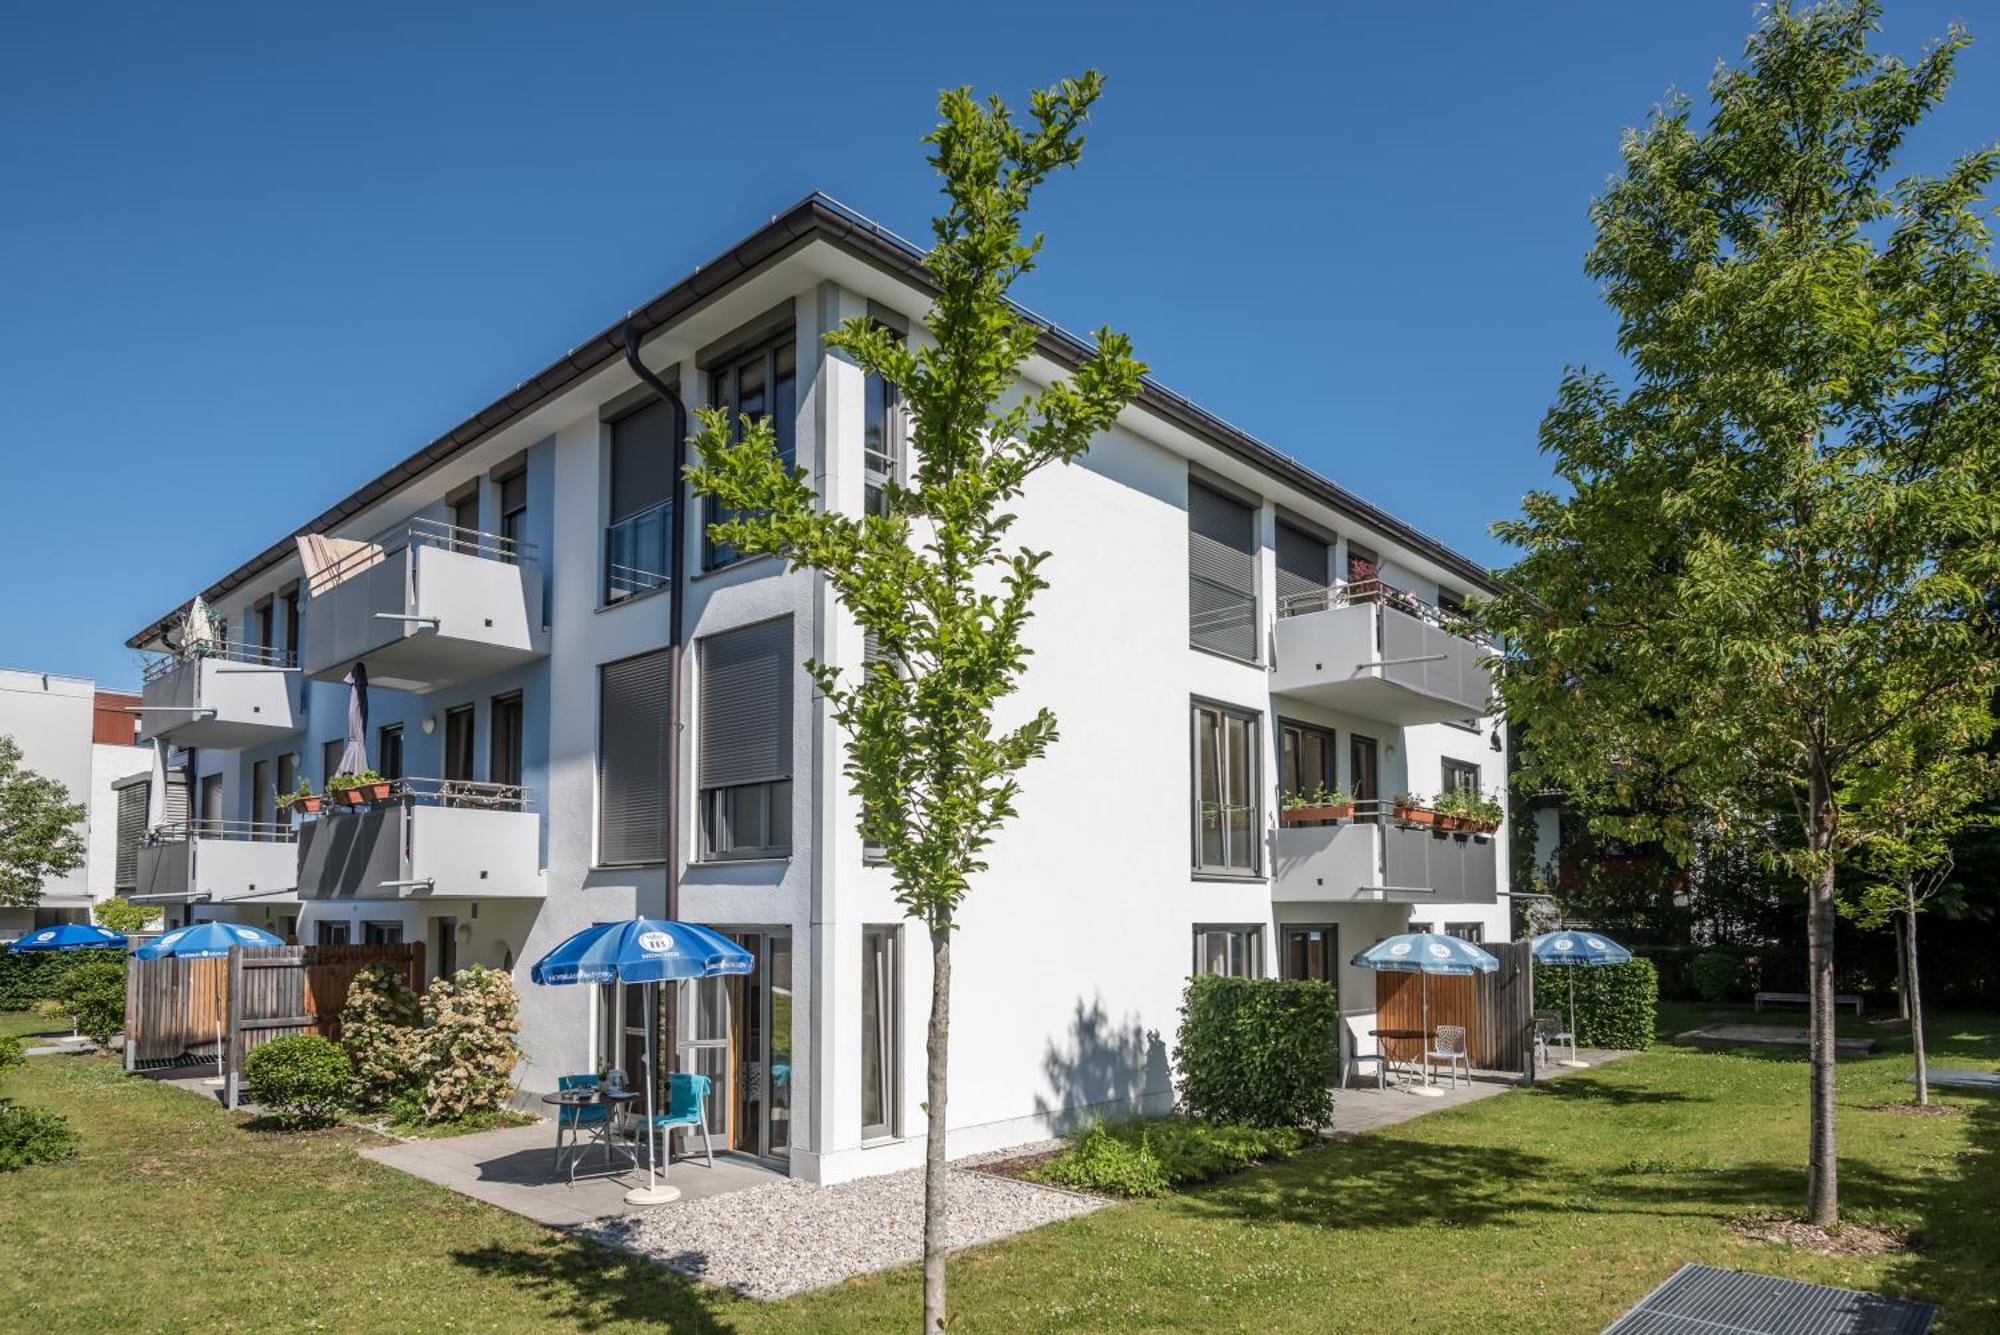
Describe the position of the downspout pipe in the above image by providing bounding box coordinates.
[620,323,688,923]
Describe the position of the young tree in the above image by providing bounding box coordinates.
[92,896,158,935]
[1843,704,1996,1105]
[1488,1,2000,1226]
[686,74,1142,1331]
[0,736,87,909]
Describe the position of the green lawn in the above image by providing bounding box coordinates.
[0,1008,1995,1332]
[0,1009,66,1042]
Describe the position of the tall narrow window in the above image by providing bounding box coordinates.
[448,489,480,551]
[198,773,225,836]
[699,617,793,859]
[490,692,524,790]
[862,327,904,517]
[444,706,476,783]
[251,759,273,835]
[1346,542,1381,593]
[1275,521,1331,617]
[1350,734,1380,821]
[323,739,344,785]
[861,925,899,1139]
[377,724,404,783]
[598,649,671,865]
[498,469,528,555]
[1193,926,1262,978]
[1281,925,1337,992]
[282,586,301,663]
[253,599,275,655]
[1192,701,1260,875]
[1279,720,1337,822]
[1188,480,1259,661]
[706,331,796,569]
[605,398,676,603]
[276,753,297,824]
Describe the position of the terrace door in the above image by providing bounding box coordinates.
[1349,735,1379,821]
[726,930,792,1163]
[1282,925,1337,998]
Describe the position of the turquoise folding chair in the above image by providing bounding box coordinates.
[643,1071,714,1169]
[554,1073,608,1175]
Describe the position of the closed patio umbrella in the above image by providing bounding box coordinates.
[1351,932,1499,1097]
[530,919,753,1205]
[1530,929,1632,1066]
[337,661,369,778]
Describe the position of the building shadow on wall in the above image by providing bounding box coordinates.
[1035,994,1170,1132]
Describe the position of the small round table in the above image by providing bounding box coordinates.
[543,1086,641,1182]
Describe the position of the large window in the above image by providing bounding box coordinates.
[1275,521,1331,616]
[861,925,899,1139]
[605,397,677,604]
[706,331,797,569]
[699,618,793,859]
[1193,701,1260,875]
[1193,925,1263,978]
[1188,480,1259,660]
[598,649,671,866]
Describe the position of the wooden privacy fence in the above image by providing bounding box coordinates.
[1373,939,1534,1076]
[124,943,423,1107]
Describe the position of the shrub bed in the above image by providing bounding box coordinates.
[246,1035,351,1128]
[0,1104,79,1170]
[1534,957,1658,1049]
[1173,975,1338,1129]
[52,956,125,1045]
[1028,1116,1309,1197]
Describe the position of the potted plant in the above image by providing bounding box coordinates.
[1280,783,1354,826]
[327,770,391,806]
[1433,787,1470,832]
[1391,791,1435,826]
[278,777,321,815]
[1464,791,1503,835]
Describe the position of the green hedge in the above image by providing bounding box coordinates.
[0,949,121,1011]
[1172,975,1338,1129]
[1534,957,1658,1050]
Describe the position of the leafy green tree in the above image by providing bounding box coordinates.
[1488,1,2000,1225]
[0,736,86,909]
[92,896,157,935]
[687,73,1142,1330]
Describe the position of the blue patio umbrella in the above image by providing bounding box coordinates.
[8,923,127,952]
[1531,929,1632,1063]
[530,920,753,1204]
[1350,932,1499,1093]
[134,921,285,1081]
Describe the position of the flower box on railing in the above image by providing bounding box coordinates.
[280,794,323,816]
[1393,803,1437,827]
[1280,803,1355,826]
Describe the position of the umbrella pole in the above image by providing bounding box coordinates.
[625,978,679,1206]
[1410,969,1444,1098]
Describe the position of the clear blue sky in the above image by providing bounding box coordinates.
[4,2,1992,689]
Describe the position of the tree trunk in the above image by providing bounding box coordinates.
[1805,769,1839,1227]
[1905,891,1928,1108]
[1892,912,1910,1022]
[922,922,952,1332]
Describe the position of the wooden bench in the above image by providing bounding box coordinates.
[1754,990,1862,1016]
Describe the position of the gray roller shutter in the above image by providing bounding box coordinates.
[599,649,671,864]
[1188,480,1259,660]
[700,617,794,790]
[1275,521,1330,614]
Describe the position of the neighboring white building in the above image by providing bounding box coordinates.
[123,195,1511,1182]
[0,668,149,937]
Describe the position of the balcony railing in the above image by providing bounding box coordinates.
[138,643,303,748]
[1272,800,1498,904]
[604,500,672,604]
[134,820,299,906]
[1270,579,1494,725]
[295,776,543,901]
[300,518,548,692]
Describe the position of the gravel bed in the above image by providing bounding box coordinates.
[585,1151,1103,1300]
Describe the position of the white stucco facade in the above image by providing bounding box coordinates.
[126,197,1511,1182]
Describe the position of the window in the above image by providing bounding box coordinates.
[323,739,344,785]
[1192,701,1260,875]
[282,585,301,662]
[253,599,275,654]
[1275,521,1331,616]
[444,705,475,783]
[1281,924,1337,993]
[251,759,273,834]
[1193,926,1262,978]
[706,331,797,568]
[1188,480,1259,660]
[700,618,794,858]
[861,925,899,1139]
[1441,759,1481,797]
[1346,542,1381,589]
[598,650,671,865]
[863,328,904,517]
[315,920,350,946]
[1279,720,1337,819]
[1349,734,1380,821]
[377,724,404,783]
[490,692,523,790]
[362,920,403,946]
[448,488,480,550]
[605,397,677,603]
[1445,922,1484,943]
[198,773,225,836]
[281,915,297,941]
[275,753,297,821]
[498,469,528,553]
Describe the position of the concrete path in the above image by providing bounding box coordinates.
[1328,1047,1628,1138]
[1673,1024,1875,1056]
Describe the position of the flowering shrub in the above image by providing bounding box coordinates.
[415,966,520,1123]
[340,965,423,1110]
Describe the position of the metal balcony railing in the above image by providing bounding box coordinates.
[307,517,538,598]
[309,776,533,813]
[143,640,297,684]
[1276,577,1491,648]
[604,500,672,603]
[148,819,298,845]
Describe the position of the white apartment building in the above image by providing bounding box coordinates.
[123,195,1510,1183]
[0,668,149,938]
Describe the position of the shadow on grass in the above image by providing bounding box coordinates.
[1883,1096,2000,1328]
[1534,1078,1708,1107]
[453,1233,740,1332]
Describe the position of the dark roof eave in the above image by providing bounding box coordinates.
[127,194,1497,648]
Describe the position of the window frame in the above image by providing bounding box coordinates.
[1441,758,1481,797]
[596,648,672,868]
[1279,718,1337,817]
[1187,478,1262,663]
[1192,924,1264,978]
[1191,699,1263,878]
[696,617,794,863]
[1444,922,1484,944]
[860,924,901,1140]
[703,328,798,571]
[603,397,677,606]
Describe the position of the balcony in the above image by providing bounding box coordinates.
[139,645,302,749]
[1272,806,1498,905]
[134,821,299,908]
[294,779,544,902]
[1269,580,1493,725]
[300,519,547,694]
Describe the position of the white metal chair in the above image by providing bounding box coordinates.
[1532,1009,1575,1066]
[1425,1024,1470,1089]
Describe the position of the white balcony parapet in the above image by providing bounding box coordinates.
[294,778,544,901]
[1272,804,1498,905]
[300,518,547,694]
[139,644,303,749]
[1270,579,1494,725]
[133,820,300,907]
